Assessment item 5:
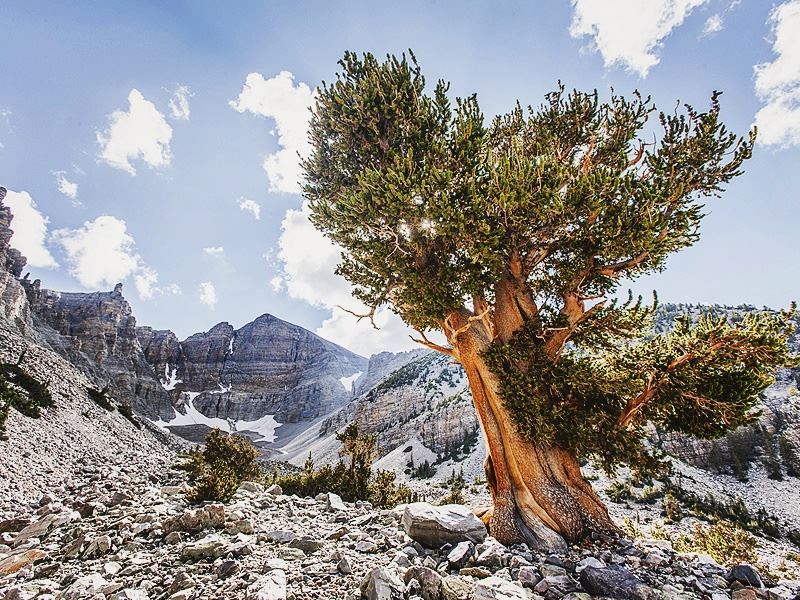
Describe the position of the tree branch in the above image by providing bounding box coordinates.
[410,330,457,358]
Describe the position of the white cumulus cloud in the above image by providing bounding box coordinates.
[3,190,58,268]
[96,89,173,175]
[168,85,192,120]
[274,200,423,356]
[203,246,225,257]
[753,0,800,147]
[199,281,217,308]
[569,0,709,77]
[238,197,261,220]
[52,170,79,203]
[52,215,177,300]
[703,14,723,35]
[230,71,315,194]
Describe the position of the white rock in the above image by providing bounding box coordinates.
[473,577,529,599]
[247,570,287,599]
[401,503,487,549]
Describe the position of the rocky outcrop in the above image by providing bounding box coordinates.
[136,313,368,442]
[0,187,32,332]
[21,279,173,417]
[321,352,481,462]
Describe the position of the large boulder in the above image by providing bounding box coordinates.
[401,503,487,549]
[579,565,654,600]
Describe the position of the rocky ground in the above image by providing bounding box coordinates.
[2,454,800,600]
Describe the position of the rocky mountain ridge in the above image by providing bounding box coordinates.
[0,187,367,450]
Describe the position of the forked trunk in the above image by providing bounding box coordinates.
[449,309,619,551]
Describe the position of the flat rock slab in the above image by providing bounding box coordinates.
[401,502,487,549]
[0,549,47,576]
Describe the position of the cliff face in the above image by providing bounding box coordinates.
[137,313,367,432]
[0,188,31,331]
[319,352,482,462]
[22,280,173,417]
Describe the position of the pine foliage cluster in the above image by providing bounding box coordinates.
[303,51,796,472]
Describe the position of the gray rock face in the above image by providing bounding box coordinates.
[0,188,31,332]
[401,502,487,549]
[321,352,482,463]
[137,312,367,438]
[21,280,174,418]
[579,565,654,600]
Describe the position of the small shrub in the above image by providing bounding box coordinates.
[663,492,681,522]
[640,485,663,504]
[439,469,465,505]
[606,480,633,503]
[118,403,141,429]
[266,423,411,508]
[760,426,784,481]
[0,362,54,439]
[180,429,261,503]
[674,521,758,566]
[788,528,800,549]
[87,385,115,411]
[411,459,436,479]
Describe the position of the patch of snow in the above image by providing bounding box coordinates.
[209,382,232,394]
[161,363,182,391]
[234,413,282,443]
[339,371,362,392]
[227,337,234,354]
[151,394,230,431]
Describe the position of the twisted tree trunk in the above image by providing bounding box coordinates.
[447,299,618,551]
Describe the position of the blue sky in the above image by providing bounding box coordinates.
[1,0,798,356]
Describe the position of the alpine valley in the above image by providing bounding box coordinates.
[2,185,800,599]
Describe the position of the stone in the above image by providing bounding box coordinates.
[0,518,30,534]
[404,565,444,600]
[476,543,505,569]
[460,566,492,579]
[441,575,474,600]
[180,533,227,561]
[60,573,110,599]
[266,484,283,495]
[576,556,605,572]
[473,577,528,599]
[447,541,473,569]
[109,590,150,600]
[326,492,347,512]
[361,566,405,600]
[0,549,47,576]
[727,565,764,588]
[239,481,264,494]
[216,559,240,578]
[579,565,654,600]
[247,570,287,599]
[83,534,112,558]
[266,529,297,544]
[12,510,80,546]
[401,503,487,548]
[731,590,758,600]
[104,560,122,575]
[539,563,567,577]
[337,555,352,575]
[516,566,540,589]
[289,536,324,553]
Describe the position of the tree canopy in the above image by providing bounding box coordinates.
[303,51,795,473]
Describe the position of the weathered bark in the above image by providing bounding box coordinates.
[447,303,619,551]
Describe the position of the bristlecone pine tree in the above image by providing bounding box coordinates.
[301,51,796,550]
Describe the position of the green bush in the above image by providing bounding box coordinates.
[0,361,54,439]
[267,423,413,508]
[118,402,141,429]
[439,469,465,505]
[87,385,115,411]
[179,429,261,503]
[674,521,758,566]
